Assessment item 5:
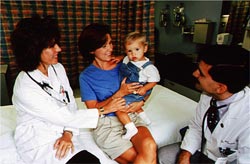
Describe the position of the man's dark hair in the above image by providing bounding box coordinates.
[11,14,60,72]
[197,45,249,93]
[78,23,111,62]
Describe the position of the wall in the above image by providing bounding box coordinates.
[155,1,223,55]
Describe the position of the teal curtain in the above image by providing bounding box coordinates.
[0,0,155,98]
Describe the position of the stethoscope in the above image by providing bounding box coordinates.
[207,92,246,158]
[26,65,70,105]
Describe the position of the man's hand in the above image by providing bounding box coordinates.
[54,131,74,160]
[177,150,191,164]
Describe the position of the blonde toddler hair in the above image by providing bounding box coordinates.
[124,31,148,46]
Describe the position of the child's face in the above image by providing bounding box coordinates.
[125,39,148,62]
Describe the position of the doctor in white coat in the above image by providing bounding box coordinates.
[10,14,127,164]
[158,45,250,164]
[181,88,250,163]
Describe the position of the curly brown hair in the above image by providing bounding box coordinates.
[11,14,60,72]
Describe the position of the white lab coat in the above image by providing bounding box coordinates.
[181,87,250,163]
[12,63,116,164]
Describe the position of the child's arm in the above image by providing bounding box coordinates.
[136,82,157,96]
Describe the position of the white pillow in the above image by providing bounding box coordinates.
[142,85,197,148]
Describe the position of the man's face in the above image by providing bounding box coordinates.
[192,60,221,95]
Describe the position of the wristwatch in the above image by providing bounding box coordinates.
[99,107,105,118]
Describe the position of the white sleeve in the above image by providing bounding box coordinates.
[180,94,208,154]
[12,71,99,129]
[237,127,250,163]
[142,65,160,82]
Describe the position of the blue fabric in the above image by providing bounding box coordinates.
[120,61,152,84]
[119,61,152,105]
[105,112,116,116]
[79,63,122,116]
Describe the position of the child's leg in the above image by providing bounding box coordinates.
[116,110,131,125]
[137,108,151,125]
[116,111,138,140]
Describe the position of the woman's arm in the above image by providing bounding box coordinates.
[126,100,145,113]
[84,78,142,113]
[85,97,128,115]
[13,73,99,129]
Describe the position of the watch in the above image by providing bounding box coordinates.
[99,107,105,113]
[99,107,105,118]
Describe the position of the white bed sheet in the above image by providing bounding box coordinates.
[143,85,197,148]
[0,105,24,164]
[0,84,197,163]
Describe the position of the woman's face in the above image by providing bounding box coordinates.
[91,34,113,62]
[40,43,62,67]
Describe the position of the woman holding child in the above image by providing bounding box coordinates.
[78,23,157,164]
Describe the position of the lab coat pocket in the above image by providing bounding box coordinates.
[219,140,237,162]
[219,140,237,153]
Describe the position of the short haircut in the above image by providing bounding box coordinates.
[124,31,148,47]
[78,23,111,62]
[197,45,249,93]
[10,14,60,72]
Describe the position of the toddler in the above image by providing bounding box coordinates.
[118,31,160,140]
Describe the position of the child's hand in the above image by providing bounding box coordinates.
[111,55,124,64]
[136,87,147,95]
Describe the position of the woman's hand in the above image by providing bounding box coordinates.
[117,78,142,97]
[105,97,127,113]
[54,131,74,160]
[105,98,144,114]
[110,54,124,64]
[126,101,144,113]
